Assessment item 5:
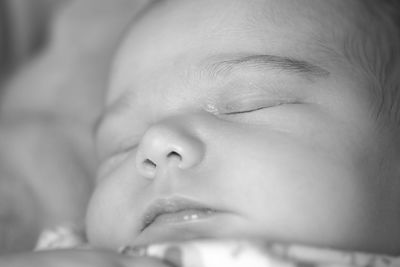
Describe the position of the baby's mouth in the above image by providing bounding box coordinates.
[141,197,218,231]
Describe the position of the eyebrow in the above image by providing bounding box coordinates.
[207,54,330,80]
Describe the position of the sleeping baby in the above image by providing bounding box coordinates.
[3,0,400,266]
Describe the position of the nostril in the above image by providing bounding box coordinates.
[143,158,157,170]
[167,151,182,162]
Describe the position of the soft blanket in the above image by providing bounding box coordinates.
[35,226,400,267]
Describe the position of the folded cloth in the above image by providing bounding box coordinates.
[35,226,400,267]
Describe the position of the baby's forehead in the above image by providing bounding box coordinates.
[138,0,359,27]
[122,0,362,65]
[109,0,368,102]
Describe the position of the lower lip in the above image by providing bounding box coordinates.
[148,209,215,227]
[134,211,233,246]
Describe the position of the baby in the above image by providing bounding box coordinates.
[3,0,400,266]
[88,0,400,253]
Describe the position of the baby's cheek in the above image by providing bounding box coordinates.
[87,160,146,249]
[86,187,114,247]
[86,178,128,249]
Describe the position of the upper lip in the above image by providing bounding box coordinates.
[141,196,216,231]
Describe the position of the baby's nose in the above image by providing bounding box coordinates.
[135,122,205,179]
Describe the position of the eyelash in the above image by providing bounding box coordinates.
[222,101,297,115]
[224,105,279,115]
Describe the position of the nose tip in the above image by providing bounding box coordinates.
[136,124,205,179]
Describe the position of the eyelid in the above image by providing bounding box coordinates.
[224,106,272,115]
[219,96,297,115]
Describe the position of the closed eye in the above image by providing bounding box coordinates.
[223,101,300,115]
[224,106,269,115]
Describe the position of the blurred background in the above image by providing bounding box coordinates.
[0,0,65,87]
[0,0,149,255]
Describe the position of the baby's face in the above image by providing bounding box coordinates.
[87,0,400,253]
